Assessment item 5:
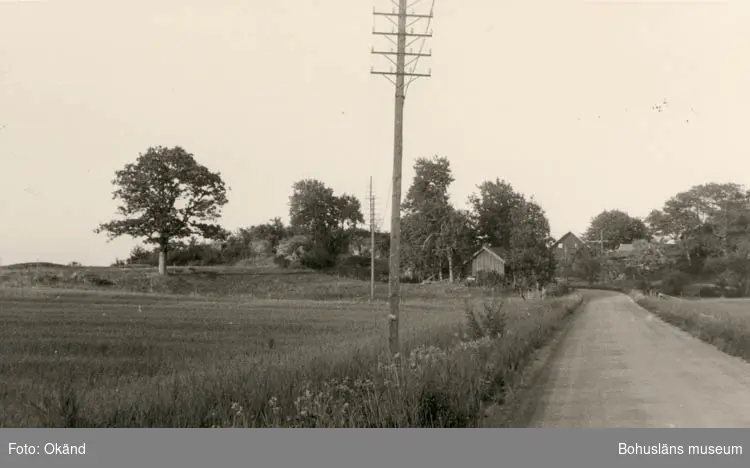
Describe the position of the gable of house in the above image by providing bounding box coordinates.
[551,232,586,249]
[551,232,587,262]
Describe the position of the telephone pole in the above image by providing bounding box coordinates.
[369,176,376,302]
[587,230,607,282]
[371,0,434,357]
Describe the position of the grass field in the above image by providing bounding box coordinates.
[0,264,473,301]
[638,296,750,362]
[0,265,584,427]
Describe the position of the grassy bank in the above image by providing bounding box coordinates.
[637,297,750,362]
[0,265,472,302]
[0,287,583,427]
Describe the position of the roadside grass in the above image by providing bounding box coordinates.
[637,297,750,362]
[0,287,583,427]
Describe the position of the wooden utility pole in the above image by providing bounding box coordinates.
[599,230,606,282]
[371,0,433,357]
[369,176,376,301]
[587,230,607,282]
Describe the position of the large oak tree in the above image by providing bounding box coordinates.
[95,146,229,275]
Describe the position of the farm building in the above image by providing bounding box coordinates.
[610,242,636,259]
[610,239,682,261]
[550,231,587,264]
[467,245,506,277]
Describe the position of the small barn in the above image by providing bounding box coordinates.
[467,245,506,277]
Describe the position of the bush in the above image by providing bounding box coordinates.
[463,298,508,340]
[660,271,691,296]
[167,244,224,266]
[273,255,291,268]
[473,271,504,287]
[300,245,338,270]
[547,281,574,297]
[329,255,389,282]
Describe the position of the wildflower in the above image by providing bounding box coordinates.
[230,402,244,417]
[268,396,280,415]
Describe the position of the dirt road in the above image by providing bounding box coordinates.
[522,291,750,428]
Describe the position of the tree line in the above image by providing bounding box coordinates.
[97,146,750,296]
[98,146,555,286]
[561,183,750,297]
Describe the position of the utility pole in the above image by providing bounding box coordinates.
[587,230,607,282]
[371,0,433,357]
[599,230,605,283]
[369,176,376,302]
[587,230,606,253]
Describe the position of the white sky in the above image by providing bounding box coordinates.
[1,0,749,266]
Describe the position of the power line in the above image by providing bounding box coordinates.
[378,179,392,232]
[405,0,435,94]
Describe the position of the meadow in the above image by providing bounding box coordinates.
[0,263,470,301]
[0,265,584,428]
[637,296,750,362]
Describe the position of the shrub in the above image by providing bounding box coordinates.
[474,271,504,287]
[462,298,508,340]
[273,255,290,268]
[547,281,573,297]
[300,245,337,270]
[167,243,224,266]
[660,271,691,296]
[463,301,485,340]
[329,255,389,282]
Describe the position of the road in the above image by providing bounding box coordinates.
[523,291,750,428]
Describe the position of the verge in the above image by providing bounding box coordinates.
[479,294,590,427]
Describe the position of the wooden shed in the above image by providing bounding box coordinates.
[467,245,506,277]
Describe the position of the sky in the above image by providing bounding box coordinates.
[1,0,749,266]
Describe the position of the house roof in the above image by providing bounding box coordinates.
[610,240,682,259]
[467,245,506,263]
[609,244,635,259]
[550,231,586,249]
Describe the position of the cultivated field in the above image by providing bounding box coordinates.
[0,266,584,428]
[638,296,750,362]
